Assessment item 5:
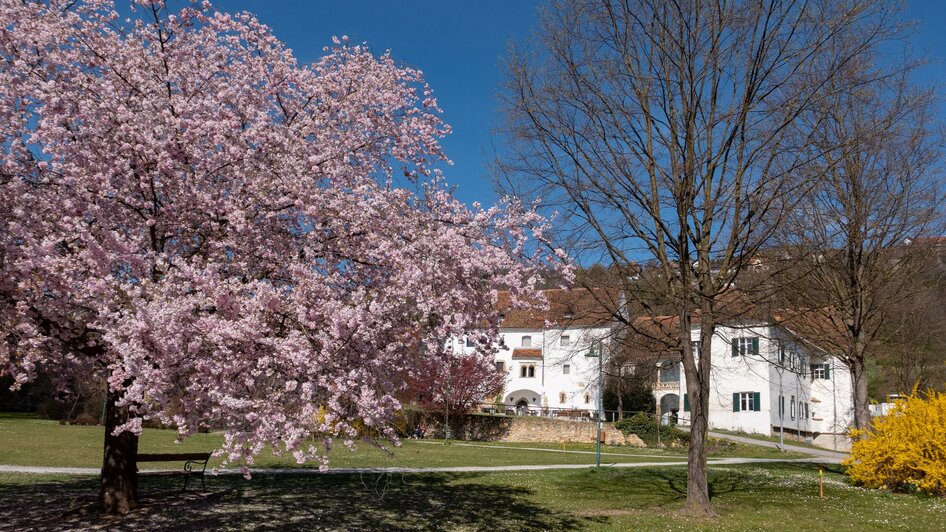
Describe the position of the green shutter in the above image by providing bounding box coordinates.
[824,365,830,380]
[733,392,740,412]
[683,393,690,412]
[732,340,739,357]
[753,392,761,412]
[751,337,759,356]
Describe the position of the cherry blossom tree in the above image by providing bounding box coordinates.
[404,347,506,416]
[0,0,566,513]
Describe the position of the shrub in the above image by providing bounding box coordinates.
[844,389,946,496]
[614,412,688,447]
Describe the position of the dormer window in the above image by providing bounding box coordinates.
[564,308,575,320]
[521,335,532,348]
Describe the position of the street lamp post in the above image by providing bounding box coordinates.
[585,340,604,467]
[444,364,450,445]
[655,361,664,448]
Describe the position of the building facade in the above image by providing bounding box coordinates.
[461,289,855,451]
[452,289,615,416]
[660,323,854,451]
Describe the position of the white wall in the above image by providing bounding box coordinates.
[675,324,852,447]
[541,327,608,410]
[461,326,612,412]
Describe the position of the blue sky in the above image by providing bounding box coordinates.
[208,0,946,208]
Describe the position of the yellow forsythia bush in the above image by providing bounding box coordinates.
[844,389,946,495]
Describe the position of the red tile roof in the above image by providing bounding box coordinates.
[511,348,543,359]
[497,288,617,329]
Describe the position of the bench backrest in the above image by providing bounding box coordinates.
[137,453,212,462]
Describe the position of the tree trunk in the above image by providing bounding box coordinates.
[678,306,715,516]
[685,397,712,515]
[99,388,139,514]
[850,357,871,432]
[682,320,715,516]
[617,375,624,421]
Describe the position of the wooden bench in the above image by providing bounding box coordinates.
[137,452,211,492]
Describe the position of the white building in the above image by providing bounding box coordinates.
[453,289,616,416]
[460,289,855,451]
[652,322,854,450]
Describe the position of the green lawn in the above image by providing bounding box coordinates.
[1,464,943,530]
[1,413,939,530]
[0,414,799,470]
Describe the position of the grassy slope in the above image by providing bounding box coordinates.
[0,414,799,470]
[709,427,828,450]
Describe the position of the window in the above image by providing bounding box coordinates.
[520,364,535,378]
[691,341,701,358]
[560,334,571,347]
[564,308,575,320]
[732,392,761,412]
[584,393,591,404]
[731,337,759,357]
[495,361,505,372]
[778,341,788,366]
[559,392,567,403]
[790,395,796,420]
[465,337,475,347]
[521,335,532,348]
[563,364,571,375]
[742,393,753,412]
[799,401,804,420]
[804,402,809,419]
[733,391,761,412]
[779,395,785,418]
[658,361,680,383]
[811,363,830,380]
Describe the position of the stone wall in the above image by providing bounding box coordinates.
[415,412,645,447]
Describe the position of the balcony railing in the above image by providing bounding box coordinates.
[652,381,680,391]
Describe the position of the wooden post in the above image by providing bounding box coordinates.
[820,466,824,498]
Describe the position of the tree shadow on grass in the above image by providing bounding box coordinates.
[0,472,586,531]
[611,467,744,506]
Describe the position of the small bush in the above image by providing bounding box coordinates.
[844,389,946,496]
[614,413,688,447]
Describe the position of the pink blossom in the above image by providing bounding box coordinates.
[0,0,567,472]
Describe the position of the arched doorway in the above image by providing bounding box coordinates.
[660,393,680,425]
[505,389,541,416]
[516,399,529,416]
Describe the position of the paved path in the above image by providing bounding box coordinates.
[705,430,849,462]
[0,430,847,477]
[413,439,681,459]
[0,454,840,477]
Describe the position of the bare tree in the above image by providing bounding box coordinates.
[497,0,900,515]
[880,277,946,396]
[777,60,943,431]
